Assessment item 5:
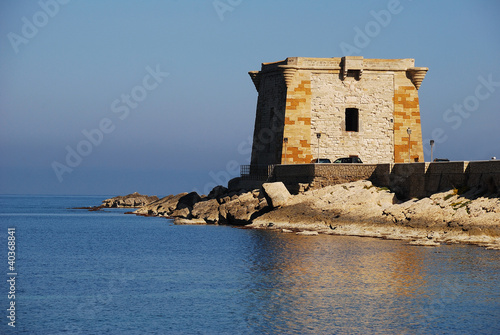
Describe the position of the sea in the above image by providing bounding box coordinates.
[0,195,499,334]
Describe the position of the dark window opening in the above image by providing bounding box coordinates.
[345,108,359,132]
[346,70,361,80]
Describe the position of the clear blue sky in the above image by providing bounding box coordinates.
[1,0,499,196]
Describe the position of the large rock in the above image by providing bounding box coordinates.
[218,191,268,225]
[191,199,220,223]
[102,192,158,208]
[253,180,397,227]
[170,207,191,219]
[165,192,202,219]
[186,187,269,225]
[261,182,291,208]
[134,193,188,216]
[176,192,202,210]
[173,217,207,225]
[207,185,228,200]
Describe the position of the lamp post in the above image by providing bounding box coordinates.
[316,133,321,163]
[283,137,288,164]
[407,128,412,163]
[430,139,435,162]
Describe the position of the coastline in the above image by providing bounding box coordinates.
[248,217,500,249]
[100,180,500,250]
[248,180,500,250]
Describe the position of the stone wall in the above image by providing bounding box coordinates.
[249,68,287,167]
[393,72,424,163]
[282,71,313,164]
[310,71,394,163]
[423,161,468,195]
[271,161,500,198]
[273,163,390,193]
[467,161,500,193]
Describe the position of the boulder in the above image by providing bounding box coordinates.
[176,192,202,210]
[261,182,291,208]
[164,192,203,219]
[134,193,187,216]
[191,199,220,223]
[219,191,268,225]
[207,185,229,200]
[173,217,207,225]
[156,193,187,214]
[170,207,191,219]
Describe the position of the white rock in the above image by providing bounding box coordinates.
[296,230,319,236]
[262,182,291,208]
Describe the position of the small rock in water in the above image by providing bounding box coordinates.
[296,230,319,236]
[408,239,440,246]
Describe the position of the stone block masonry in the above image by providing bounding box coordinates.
[283,74,313,164]
[248,56,428,167]
[393,82,423,163]
[270,161,500,199]
[249,64,287,167]
[310,70,394,164]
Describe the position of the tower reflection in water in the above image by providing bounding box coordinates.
[241,230,468,334]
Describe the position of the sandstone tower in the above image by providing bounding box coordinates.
[248,56,428,167]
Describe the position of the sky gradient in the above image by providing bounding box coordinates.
[1,0,499,196]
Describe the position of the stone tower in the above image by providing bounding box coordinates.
[248,56,428,167]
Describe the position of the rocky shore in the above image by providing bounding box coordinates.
[76,192,159,211]
[249,181,500,250]
[104,182,500,250]
[101,192,158,208]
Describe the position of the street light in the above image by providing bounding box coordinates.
[283,137,288,164]
[316,133,321,163]
[407,128,412,163]
[430,139,435,162]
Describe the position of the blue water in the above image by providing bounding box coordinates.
[1,195,500,334]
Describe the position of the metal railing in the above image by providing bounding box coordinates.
[240,164,275,180]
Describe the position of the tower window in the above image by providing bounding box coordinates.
[345,108,359,132]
